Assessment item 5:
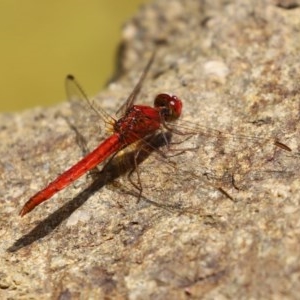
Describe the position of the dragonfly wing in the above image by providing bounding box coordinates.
[116,52,156,117]
[65,75,115,126]
[106,119,299,215]
[64,75,117,155]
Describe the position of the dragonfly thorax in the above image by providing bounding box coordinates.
[114,105,162,143]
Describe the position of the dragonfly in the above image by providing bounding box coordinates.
[19,53,184,216]
[19,53,298,217]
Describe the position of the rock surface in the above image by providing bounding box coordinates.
[1,0,300,299]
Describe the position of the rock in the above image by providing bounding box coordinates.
[1,0,299,299]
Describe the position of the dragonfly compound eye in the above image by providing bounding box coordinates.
[154,93,182,122]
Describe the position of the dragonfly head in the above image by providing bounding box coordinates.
[154,93,182,122]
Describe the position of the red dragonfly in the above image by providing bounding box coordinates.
[20,53,297,217]
[19,53,183,216]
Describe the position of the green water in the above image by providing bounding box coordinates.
[0,1,147,112]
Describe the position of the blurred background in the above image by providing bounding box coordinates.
[0,1,147,112]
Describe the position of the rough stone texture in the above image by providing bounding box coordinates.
[1,0,300,299]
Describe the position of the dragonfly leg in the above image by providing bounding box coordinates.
[127,147,145,202]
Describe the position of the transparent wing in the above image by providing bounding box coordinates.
[103,117,299,215]
[65,75,115,125]
[116,52,156,117]
[63,74,117,155]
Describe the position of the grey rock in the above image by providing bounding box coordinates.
[1,0,300,299]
